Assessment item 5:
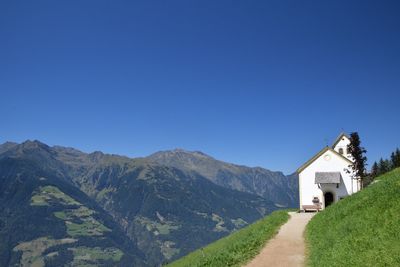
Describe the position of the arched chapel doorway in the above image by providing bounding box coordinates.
[324,191,334,208]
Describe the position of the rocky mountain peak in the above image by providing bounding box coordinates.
[21,139,50,149]
[148,148,214,161]
[0,141,18,154]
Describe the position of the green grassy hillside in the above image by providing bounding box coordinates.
[306,168,400,267]
[166,210,290,267]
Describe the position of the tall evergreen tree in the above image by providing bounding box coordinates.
[390,152,396,170]
[371,161,379,178]
[378,158,390,174]
[393,148,400,168]
[347,132,367,189]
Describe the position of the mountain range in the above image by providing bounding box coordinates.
[0,140,298,266]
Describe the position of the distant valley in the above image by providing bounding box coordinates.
[0,140,298,266]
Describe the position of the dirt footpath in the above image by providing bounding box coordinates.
[245,212,315,267]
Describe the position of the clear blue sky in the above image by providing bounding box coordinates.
[1,1,399,174]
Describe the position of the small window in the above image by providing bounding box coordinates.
[339,148,344,155]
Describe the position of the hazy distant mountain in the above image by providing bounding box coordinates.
[0,141,291,266]
[0,141,17,154]
[148,149,298,207]
[0,142,145,266]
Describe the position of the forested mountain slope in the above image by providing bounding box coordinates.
[0,140,295,265]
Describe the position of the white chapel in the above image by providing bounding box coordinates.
[297,133,361,211]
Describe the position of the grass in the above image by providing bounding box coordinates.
[95,187,115,202]
[161,241,181,260]
[54,211,67,220]
[211,213,228,232]
[69,246,124,265]
[135,216,180,235]
[230,218,247,228]
[166,209,291,267]
[306,168,400,267]
[51,200,110,237]
[31,185,111,237]
[31,185,81,206]
[66,219,110,237]
[13,237,77,267]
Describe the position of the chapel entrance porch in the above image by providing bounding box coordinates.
[324,191,334,208]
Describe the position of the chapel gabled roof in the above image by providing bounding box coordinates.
[296,146,353,174]
[332,132,350,149]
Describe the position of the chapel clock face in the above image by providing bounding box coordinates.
[324,154,331,161]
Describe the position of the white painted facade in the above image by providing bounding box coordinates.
[297,133,361,210]
[332,135,353,161]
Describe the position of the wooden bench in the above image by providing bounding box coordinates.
[302,204,321,212]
